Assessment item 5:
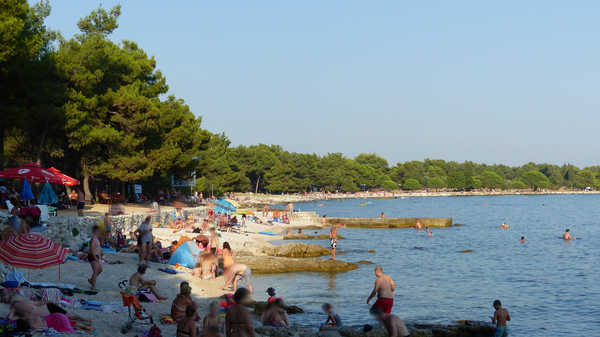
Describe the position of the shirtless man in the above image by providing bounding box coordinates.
[366,266,395,314]
[129,264,168,301]
[563,229,576,240]
[88,225,103,290]
[226,288,255,337]
[370,306,410,337]
[222,263,253,293]
[491,299,510,337]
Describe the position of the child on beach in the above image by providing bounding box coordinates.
[321,303,342,328]
[203,302,224,332]
[491,299,510,337]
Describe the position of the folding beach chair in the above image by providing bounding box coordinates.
[119,280,153,334]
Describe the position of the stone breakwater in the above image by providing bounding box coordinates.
[326,217,452,228]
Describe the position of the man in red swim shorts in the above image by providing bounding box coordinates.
[366,266,395,314]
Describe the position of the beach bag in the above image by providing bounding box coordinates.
[148,324,162,337]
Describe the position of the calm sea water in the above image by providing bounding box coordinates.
[251,195,600,336]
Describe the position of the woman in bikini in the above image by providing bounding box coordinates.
[172,282,198,322]
[88,225,103,290]
[177,305,199,337]
[222,242,234,275]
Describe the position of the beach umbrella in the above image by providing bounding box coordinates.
[0,233,67,279]
[0,163,79,186]
[46,167,80,186]
[20,178,34,202]
[38,182,58,205]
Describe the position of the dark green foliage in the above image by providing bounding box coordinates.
[403,178,422,191]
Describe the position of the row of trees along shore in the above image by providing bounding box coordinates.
[2,2,599,199]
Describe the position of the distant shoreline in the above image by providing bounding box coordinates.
[234,190,600,206]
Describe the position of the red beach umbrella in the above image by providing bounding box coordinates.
[0,163,79,186]
[0,233,67,279]
[46,167,80,186]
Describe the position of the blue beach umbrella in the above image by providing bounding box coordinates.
[38,182,58,205]
[20,178,34,201]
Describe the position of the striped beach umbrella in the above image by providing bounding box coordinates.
[0,233,67,278]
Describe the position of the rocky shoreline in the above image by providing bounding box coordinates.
[235,190,600,207]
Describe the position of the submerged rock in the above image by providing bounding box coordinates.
[248,301,304,316]
[284,234,344,240]
[237,256,358,274]
[458,249,473,253]
[263,243,330,258]
[356,260,374,265]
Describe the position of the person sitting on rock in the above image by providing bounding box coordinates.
[321,303,342,328]
[370,306,410,337]
[129,264,167,301]
[260,298,289,328]
[225,288,254,337]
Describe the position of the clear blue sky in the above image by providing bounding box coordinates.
[44,1,600,167]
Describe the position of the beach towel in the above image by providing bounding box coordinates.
[45,313,75,333]
[158,267,177,274]
[38,288,63,304]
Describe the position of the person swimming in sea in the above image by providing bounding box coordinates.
[562,229,576,240]
[427,231,433,237]
[520,236,525,243]
[499,223,509,229]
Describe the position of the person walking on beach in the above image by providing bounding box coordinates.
[491,299,510,337]
[367,266,395,314]
[88,225,103,290]
[136,216,153,265]
[76,188,85,216]
[209,228,219,254]
[370,306,410,337]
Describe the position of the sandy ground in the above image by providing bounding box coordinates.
[0,218,299,336]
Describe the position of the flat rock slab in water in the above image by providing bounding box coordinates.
[263,243,331,258]
[237,256,358,274]
[326,217,453,228]
[284,234,344,240]
[248,301,304,316]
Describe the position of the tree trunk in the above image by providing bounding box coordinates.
[255,176,260,194]
[82,160,92,202]
[0,125,4,169]
[36,125,48,166]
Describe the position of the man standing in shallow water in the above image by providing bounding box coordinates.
[491,299,510,337]
[366,266,395,314]
[329,223,341,260]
